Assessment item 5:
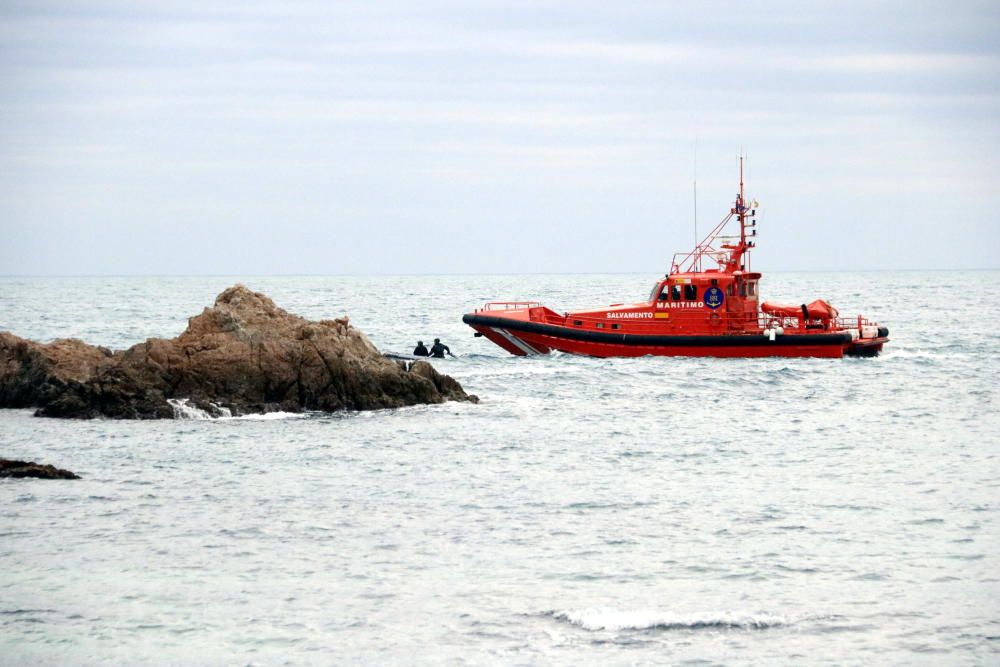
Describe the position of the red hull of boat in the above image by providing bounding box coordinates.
[464,315,885,359]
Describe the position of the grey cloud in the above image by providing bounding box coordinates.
[0,0,997,275]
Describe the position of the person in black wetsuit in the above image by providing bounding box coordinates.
[413,341,430,357]
[429,338,453,358]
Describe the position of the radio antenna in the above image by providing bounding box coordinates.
[693,136,698,271]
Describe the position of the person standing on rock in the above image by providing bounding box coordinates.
[413,341,430,357]
[429,338,453,358]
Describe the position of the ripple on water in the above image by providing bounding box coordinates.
[544,608,791,632]
[0,272,998,665]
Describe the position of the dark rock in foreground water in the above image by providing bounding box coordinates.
[0,285,477,419]
[0,458,80,479]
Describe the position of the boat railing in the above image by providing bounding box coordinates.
[835,316,877,329]
[754,313,876,331]
[550,310,876,334]
[755,313,878,332]
[478,301,542,312]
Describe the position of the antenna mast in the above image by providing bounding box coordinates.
[738,154,746,271]
[693,137,698,271]
[669,151,756,276]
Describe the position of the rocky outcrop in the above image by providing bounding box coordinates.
[0,285,476,419]
[0,458,80,479]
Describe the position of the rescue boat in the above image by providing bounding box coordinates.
[463,159,889,359]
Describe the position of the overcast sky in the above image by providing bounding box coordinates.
[1,0,998,275]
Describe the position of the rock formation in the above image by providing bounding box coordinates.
[0,285,476,419]
[0,458,80,479]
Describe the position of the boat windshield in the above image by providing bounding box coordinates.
[648,282,662,302]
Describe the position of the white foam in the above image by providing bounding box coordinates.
[167,398,307,420]
[167,398,230,420]
[548,607,788,632]
[231,411,307,421]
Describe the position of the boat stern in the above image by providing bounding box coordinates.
[845,325,890,357]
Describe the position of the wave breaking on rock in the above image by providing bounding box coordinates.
[0,284,477,419]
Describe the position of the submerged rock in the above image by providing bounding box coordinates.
[0,458,80,479]
[0,285,477,419]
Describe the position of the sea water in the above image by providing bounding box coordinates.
[1,272,998,665]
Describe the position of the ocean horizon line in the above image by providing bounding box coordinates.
[1,267,997,279]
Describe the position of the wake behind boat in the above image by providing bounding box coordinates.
[463,159,889,359]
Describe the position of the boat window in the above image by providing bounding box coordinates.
[649,284,662,301]
[747,280,756,297]
[726,284,734,296]
[611,323,620,330]
[739,282,747,297]
[684,284,697,300]
[573,320,582,326]
[671,285,682,301]
[595,322,604,329]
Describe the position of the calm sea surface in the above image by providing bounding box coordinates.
[1,272,998,665]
